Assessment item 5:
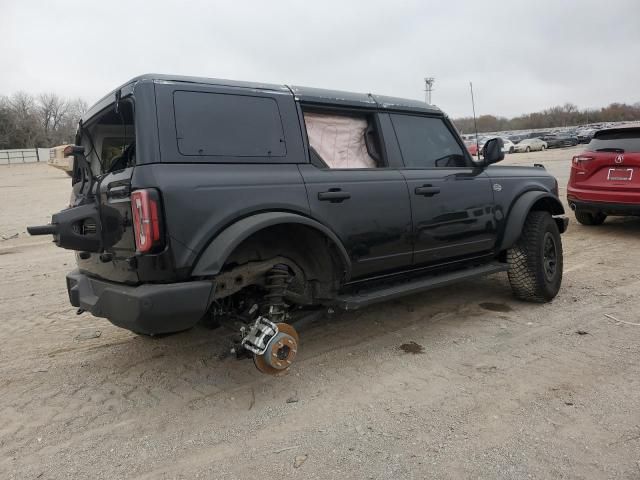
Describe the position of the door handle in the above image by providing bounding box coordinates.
[318,190,351,202]
[414,185,441,196]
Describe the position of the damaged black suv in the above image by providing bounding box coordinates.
[30,74,568,374]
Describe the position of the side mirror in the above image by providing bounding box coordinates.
[63,145,85,158]
[482,138,505,165]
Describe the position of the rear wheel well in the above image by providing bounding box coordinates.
[222,223,346,300]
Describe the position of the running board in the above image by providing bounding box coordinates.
[335,262,509,311]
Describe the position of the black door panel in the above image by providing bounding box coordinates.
[298,164,412,279]
[384,113,497,266]
[402,169,496,264]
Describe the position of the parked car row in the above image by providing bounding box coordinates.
[465,135,546,156]
[461,123,639,157]
[465,136,516,156]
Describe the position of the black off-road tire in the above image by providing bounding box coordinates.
[507,211,563,302]
[574,210,606,226]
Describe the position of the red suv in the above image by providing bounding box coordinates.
[567,127,640,225]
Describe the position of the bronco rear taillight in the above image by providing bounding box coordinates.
[131,189,163,253]
[572,155,594,166]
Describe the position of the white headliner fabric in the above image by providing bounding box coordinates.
[304,112,376,169]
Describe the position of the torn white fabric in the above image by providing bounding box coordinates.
[304,112,376,169]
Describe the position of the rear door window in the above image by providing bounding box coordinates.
[390,114,467,168]
[173,91,286,157]
[303,111,382,169]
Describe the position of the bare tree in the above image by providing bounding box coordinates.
[0,95,13,149]
[38,93,69,141]
[54,97,87,144]
[8,92,44,148]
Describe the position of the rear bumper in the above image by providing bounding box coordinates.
[567,187,640,205]
[567,198,640,216]
[66,270,214,335]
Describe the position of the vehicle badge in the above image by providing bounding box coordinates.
[615,154,624,164]
[492,183,502,192]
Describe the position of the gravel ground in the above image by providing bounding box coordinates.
[1,151,639,479]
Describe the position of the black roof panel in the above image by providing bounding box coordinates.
[84,73,442,121]
[371,94,442,114]
[290,85,377,109]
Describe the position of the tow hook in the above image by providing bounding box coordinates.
[241,316,299,375]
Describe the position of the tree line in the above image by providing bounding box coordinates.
[0,92,87,150]
[453,102,640,134]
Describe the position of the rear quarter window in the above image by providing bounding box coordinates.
[588,130,640,152]
[173,91,287,157]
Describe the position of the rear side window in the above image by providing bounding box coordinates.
[173,91,286,157]
[303,111,382,169]
[588,130,640,152]
[390,114,467,168]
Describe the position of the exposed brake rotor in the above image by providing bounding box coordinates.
[254,323,299,375]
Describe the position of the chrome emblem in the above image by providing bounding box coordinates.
[492,183,502,192]
[615,154,624,164]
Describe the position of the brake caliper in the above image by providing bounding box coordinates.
[241,316,278,355]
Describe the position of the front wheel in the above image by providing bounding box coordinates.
[541,145,546,151]
[525,146,531,153]
[507,211,563,302]
[575,210,606,225]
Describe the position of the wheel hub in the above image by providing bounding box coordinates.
[254,323,299,375]
[543,232,557,281]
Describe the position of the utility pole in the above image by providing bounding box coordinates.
[424,77,435,105]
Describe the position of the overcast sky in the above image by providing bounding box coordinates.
[2,0,639,118]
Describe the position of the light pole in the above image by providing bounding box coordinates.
[424,77,435,105]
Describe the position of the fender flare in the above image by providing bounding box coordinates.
[191,212,352,279]
[499,191,565,251]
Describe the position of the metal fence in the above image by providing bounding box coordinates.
[0,148,50,165]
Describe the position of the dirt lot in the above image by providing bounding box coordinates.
[1,150,639,479]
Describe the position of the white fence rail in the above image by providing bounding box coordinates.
[0,148,51,165]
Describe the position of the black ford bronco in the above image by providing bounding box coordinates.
[29,74,568,374]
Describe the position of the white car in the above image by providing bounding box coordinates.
[513,138,547,153]
[478,136,516,154]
